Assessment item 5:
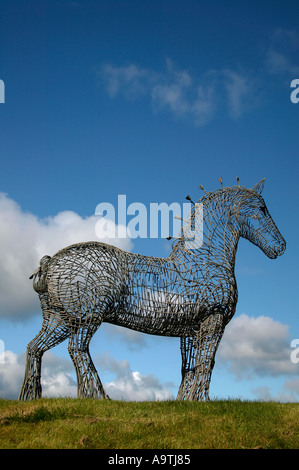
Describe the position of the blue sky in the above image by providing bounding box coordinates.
[0,0,298,401]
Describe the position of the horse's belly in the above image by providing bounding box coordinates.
[103,305,204,337]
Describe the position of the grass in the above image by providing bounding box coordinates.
[0,398,298,449]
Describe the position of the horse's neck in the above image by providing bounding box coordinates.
[171,191,239,271]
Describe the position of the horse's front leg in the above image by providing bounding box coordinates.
[177,314,224,401]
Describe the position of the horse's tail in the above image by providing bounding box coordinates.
[29,255,52,293]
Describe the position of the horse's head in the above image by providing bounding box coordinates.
[230,179,286,259]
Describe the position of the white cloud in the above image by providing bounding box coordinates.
[0,348,174,400]
[101,60,217,126]
[151,81,215,126]
[0,349,77,399]
[105,370,174,401]
[101,29,299,126]
[192,86,216,126]
[101,59,264,126]
[223,69,259,118]
[265,28,299,76]
[97,352,174,401]
[0,350,25,399]
[0,192,132,320]
[266,49,299,76]
[101,63,155,99]
[41,351,77,398]
[217,314,297,379]
[252,382,299,403]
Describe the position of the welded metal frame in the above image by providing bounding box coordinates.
[19,179,286,401]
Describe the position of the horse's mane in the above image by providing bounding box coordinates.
[170,184,260,255]
[195,184,258,206]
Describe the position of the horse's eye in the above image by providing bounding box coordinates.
[260,206,266,215]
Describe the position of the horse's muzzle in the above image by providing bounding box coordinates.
[275,240,286,257]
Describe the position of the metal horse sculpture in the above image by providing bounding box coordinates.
[19,179,286,401]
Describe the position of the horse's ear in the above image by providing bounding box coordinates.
[253,178,265,195]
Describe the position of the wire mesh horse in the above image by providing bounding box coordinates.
[19,179,286,401]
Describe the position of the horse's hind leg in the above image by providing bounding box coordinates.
[68,324,109,399]
[19,294,69,401]
[177,314,224,401]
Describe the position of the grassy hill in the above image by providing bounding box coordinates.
[0,398,298,449]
